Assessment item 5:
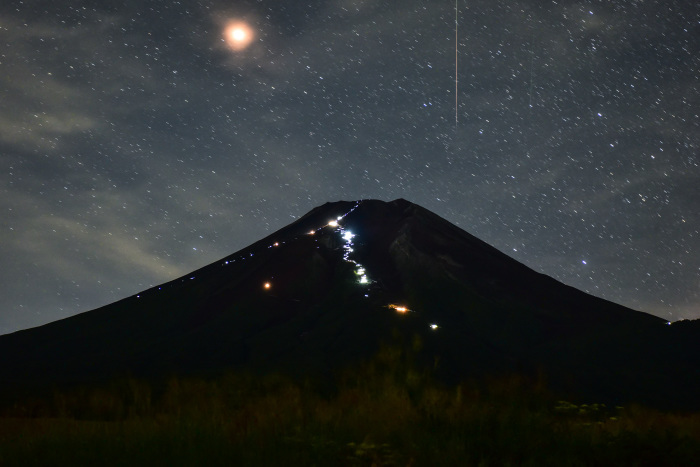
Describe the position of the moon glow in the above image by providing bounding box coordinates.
[224,21,254,51]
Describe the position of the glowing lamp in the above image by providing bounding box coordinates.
[328,220,339,227]
[263,282,271,290]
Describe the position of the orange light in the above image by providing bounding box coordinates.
[273,242,279,247]
[263,282,271,290]
[308,230,315,235]
[388,304,409,314]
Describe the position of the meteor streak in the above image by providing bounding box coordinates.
[455,0,458,127]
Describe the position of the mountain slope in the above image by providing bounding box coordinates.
[1,199,698,410]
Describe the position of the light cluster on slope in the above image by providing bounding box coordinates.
[142,200,442,332]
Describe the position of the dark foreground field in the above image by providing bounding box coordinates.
[2,347,699,466]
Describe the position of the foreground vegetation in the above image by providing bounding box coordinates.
[2,346,700,466]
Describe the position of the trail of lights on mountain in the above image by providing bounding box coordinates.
[327,202,371,288]
[143,200,438,331]
[330,203,438,331]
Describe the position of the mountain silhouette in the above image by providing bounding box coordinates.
[1,199,699,410]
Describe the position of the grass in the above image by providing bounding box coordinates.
[2,346,700,466]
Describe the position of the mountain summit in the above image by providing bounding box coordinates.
[1,199,698,409]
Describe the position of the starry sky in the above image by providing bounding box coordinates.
[1,0,698,334]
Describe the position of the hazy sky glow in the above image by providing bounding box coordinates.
[1,0,698,334]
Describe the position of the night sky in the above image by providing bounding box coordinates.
[2,0,698,334]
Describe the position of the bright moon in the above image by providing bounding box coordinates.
[231,28,246,41]
[224,21,254,51]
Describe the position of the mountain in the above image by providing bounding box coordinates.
[1,199,699,410]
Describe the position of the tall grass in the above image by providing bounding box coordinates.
[1,345,699,466]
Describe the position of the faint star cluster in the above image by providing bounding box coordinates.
[0,0,698,334]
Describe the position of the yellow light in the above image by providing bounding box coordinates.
[263,282,271,290]
[308,230,315,235]
[328,220,338,227]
